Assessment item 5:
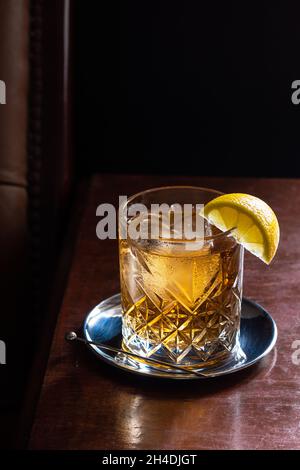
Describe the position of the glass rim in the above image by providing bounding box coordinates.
[120,185,236,243]
[126,185,224,205]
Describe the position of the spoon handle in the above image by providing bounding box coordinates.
[65,331,206,378]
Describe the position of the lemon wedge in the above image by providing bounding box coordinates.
[203,193,280,264]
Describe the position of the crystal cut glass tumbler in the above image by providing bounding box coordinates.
[119,187,244,369]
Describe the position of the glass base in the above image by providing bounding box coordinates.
[83,293,277,379]
[122,337,246,371]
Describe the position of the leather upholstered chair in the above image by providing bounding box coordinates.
[0,0,74,447]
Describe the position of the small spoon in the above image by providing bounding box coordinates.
[65,331,206,378]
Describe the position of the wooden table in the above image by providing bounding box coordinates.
[29,174,300,450]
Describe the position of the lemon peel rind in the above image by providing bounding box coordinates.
[204,193,280,264]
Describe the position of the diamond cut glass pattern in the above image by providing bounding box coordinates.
[119,187,245,369]
[120,238,243,366]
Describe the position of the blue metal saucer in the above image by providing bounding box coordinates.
[83,294,277,379]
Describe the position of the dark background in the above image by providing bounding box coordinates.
[75,1,300,177]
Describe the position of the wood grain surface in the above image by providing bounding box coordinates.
[29,174,300,450]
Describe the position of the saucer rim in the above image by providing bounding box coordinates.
[83,294,277,380]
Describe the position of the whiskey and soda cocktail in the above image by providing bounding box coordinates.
[119,187,244,369]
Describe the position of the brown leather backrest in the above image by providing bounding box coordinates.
[0,1,74,444]
[0,0,29,339]
[0,0,29,412]
[0,0,28,187]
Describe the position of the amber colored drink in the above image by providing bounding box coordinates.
[119,210,244,367]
